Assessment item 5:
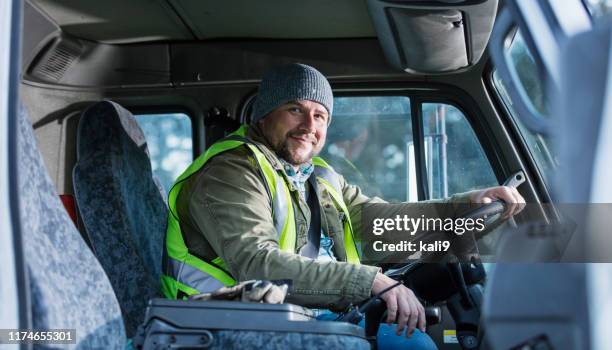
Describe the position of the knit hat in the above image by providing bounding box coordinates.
[251,63,333,125]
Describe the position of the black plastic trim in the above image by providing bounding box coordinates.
[461,10,473,64]
[384,7,408,69]
[412,97,430,200]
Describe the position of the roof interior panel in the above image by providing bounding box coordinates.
[161,0,377,39]
[28,0,194,43]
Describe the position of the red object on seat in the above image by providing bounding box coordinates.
[60,195,78,228]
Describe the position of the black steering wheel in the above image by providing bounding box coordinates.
[455,171,527,253]
[461,201,506,226]
[460,170,526,229]
[356,257,486,350]
[353,172,526,349]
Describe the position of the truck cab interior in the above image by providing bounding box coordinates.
[3,0,611,349]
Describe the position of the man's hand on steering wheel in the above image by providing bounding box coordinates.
[372,272,426,338]
[468,186,526,219]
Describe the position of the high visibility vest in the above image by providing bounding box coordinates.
[161,125,360,299]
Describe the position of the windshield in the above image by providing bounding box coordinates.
[492,1,611,188]
[585,0,612,17]
[491,30,557,187]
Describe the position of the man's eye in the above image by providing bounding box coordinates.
[289,107,301,113]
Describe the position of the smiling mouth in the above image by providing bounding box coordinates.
[290,135,315,145]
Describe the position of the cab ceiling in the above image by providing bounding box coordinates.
[27,0,377,43]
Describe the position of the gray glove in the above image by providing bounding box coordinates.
[190,280,289,304]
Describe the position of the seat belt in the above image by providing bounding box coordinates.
[299,177,322,259]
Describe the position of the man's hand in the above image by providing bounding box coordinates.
[469,186,526,218]
[371,272,425,338]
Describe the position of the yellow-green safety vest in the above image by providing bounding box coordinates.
[161,125,360,299]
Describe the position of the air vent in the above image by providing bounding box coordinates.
[31,39,83,82]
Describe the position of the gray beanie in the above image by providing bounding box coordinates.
[251,63,333,125]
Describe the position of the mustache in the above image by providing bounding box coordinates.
[286,130,316,144]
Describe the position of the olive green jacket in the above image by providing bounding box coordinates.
[175,125,470,310]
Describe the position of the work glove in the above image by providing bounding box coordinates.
[190,280,289,304]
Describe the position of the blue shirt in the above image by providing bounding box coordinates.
[280,159,337,262]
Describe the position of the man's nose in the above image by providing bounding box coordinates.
[299,112,317,133]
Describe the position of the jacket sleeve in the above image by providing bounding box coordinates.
[182,148,379,310]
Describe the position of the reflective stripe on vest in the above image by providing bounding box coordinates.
[312,157,361,265]
[161,125,359,299]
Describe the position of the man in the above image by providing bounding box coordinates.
[162,63,524,348]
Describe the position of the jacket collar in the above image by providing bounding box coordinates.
[244,124,317,194]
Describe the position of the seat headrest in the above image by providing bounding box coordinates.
[77,100,149,159]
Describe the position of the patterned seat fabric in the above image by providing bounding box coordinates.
[18,104,127,348]
[73,100,168,337]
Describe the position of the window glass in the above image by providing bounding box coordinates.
[321,96,416,202]
[493,29,558,184]
[493,70,557,183]
[507,30,548,117]
[422,103,498,199]
[585,0,612,17]
[135,113,192,194]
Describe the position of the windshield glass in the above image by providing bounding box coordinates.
[492,30,557,186]
[493,1,610,189]
[585,0,612,17]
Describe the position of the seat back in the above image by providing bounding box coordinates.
[73,100,168,336]
[18,104,127,348]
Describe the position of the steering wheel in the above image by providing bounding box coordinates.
[461,170,526,229]
[454,171,527,255]
[356,172,526,349]
[461,201,506,226]
[357,258,486,350]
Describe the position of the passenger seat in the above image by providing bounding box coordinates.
[17,103,127,348]
[73,100,168,337]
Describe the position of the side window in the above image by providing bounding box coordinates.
[422,103,498,199]
[322,97,497,202]
[134,113,193,194]
[322,96,416,202]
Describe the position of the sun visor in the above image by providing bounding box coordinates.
[366,0,498,74]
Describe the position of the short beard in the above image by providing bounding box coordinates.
[259,122,318,166]
[277,138,316,166]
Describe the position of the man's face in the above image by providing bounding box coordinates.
[259,100,329,166]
